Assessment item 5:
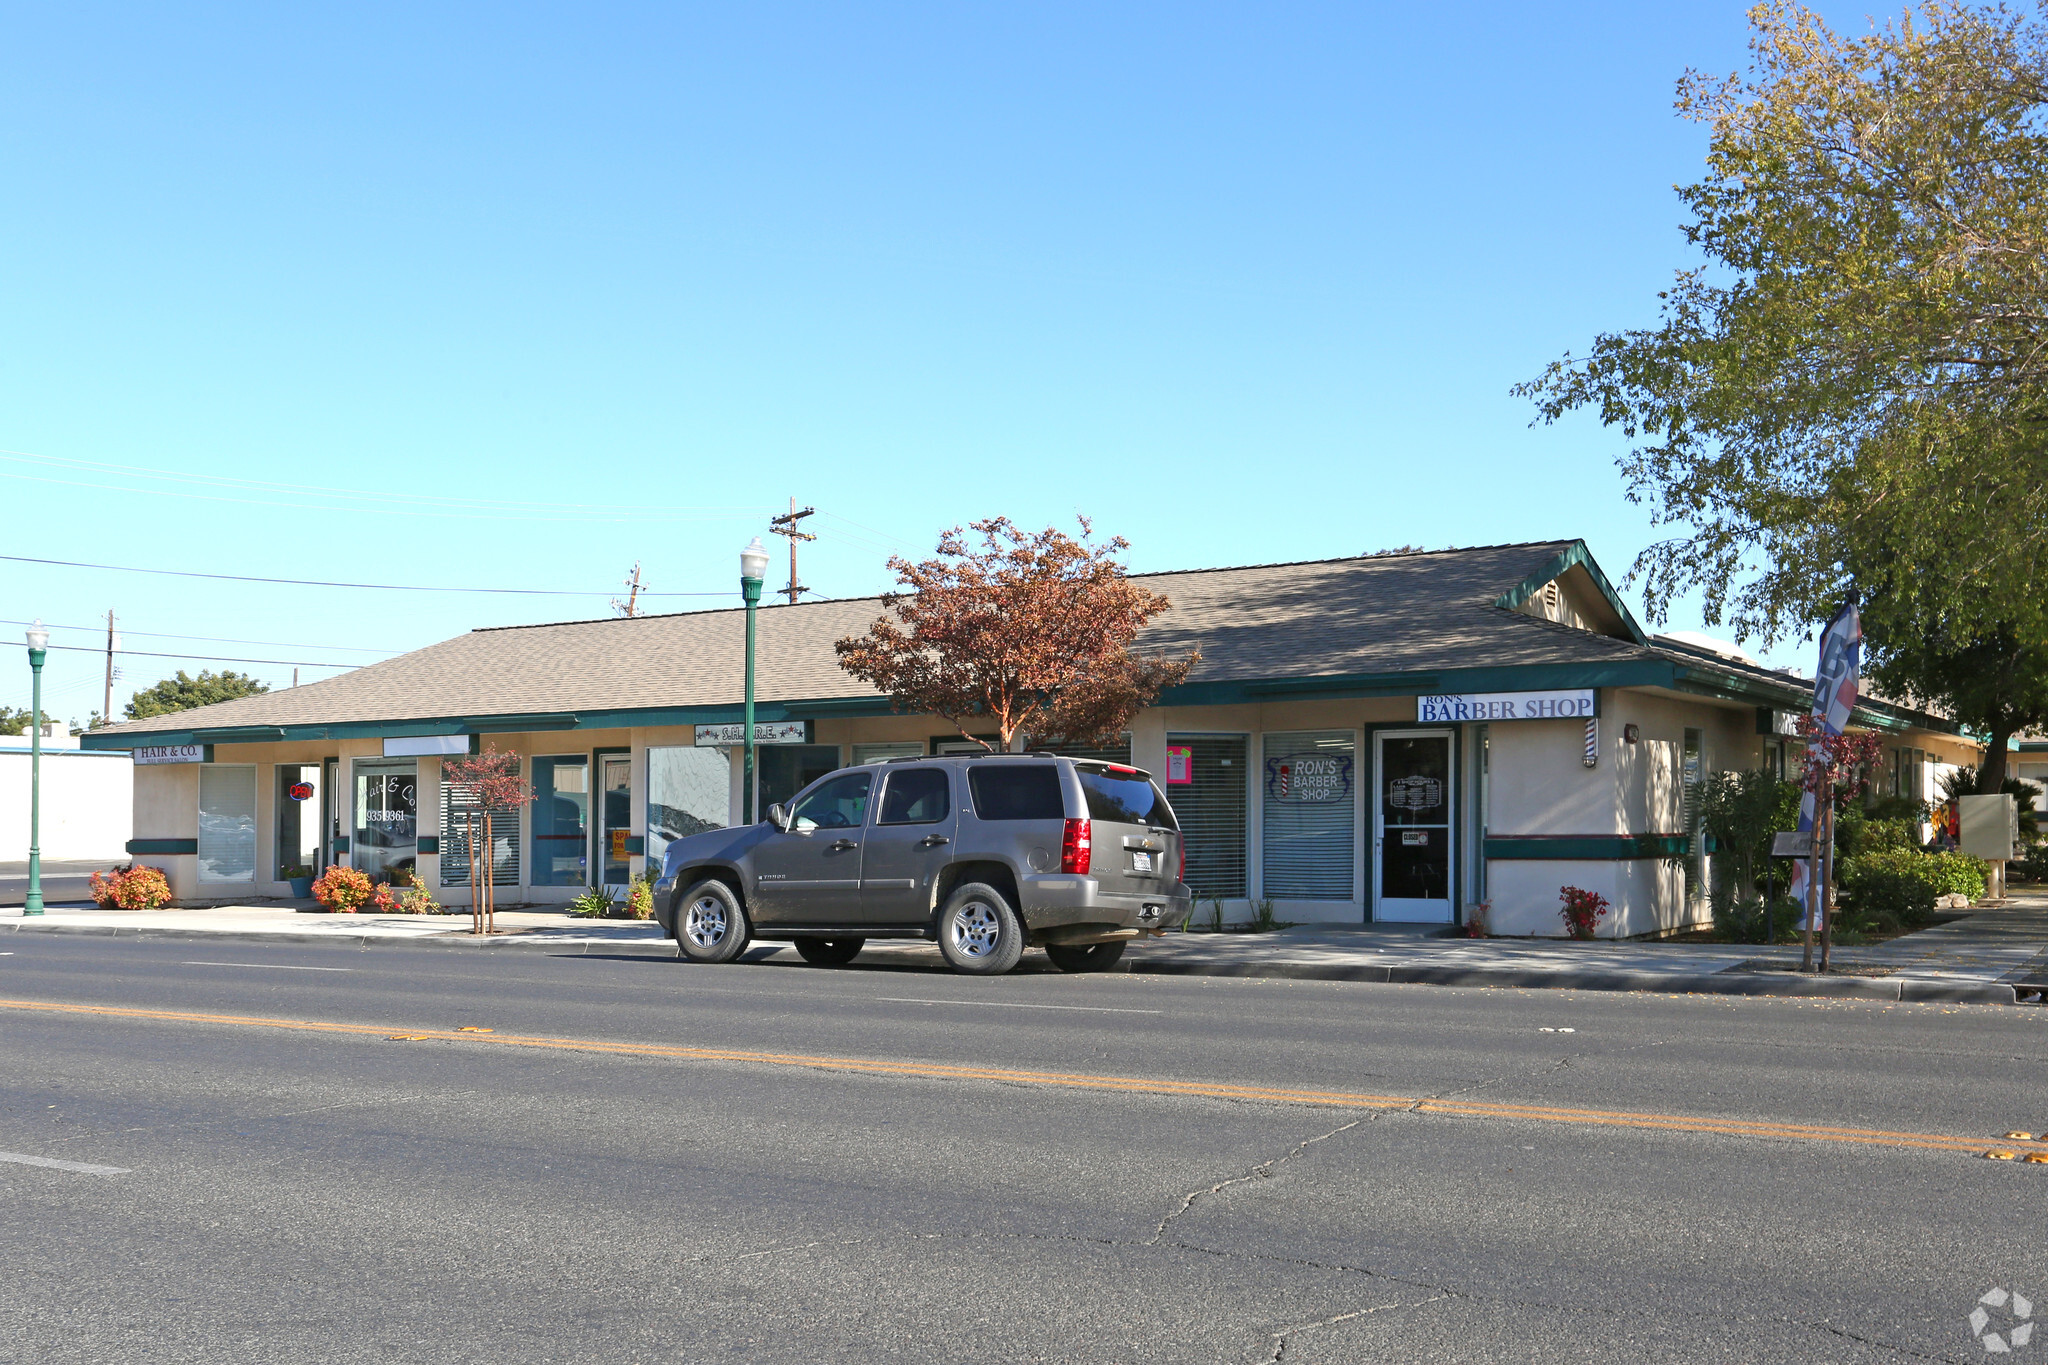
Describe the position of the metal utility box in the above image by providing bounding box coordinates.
[1958,793,2019,862]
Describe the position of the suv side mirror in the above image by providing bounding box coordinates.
[765,803,789,831]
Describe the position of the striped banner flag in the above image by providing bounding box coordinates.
[1789,598,1863,924]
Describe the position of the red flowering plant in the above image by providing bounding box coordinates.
[1791,716,1885,798]
[89,865,174,910]
[1558,885,1611,940]
[311,865,376,913]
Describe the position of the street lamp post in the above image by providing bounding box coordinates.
[740,538,770,824]
[24,621,49,916]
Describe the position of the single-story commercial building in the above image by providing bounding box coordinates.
[84,540,1979,936]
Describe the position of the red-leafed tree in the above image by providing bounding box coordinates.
[441,745,534,935]
[835,517,1200,751]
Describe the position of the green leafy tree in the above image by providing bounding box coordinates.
[125,670,270,719]
[0,705,47,736]
[1515,1,2048,647]
[1871,625,2048,790]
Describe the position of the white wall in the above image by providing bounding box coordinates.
[0,744,133,862]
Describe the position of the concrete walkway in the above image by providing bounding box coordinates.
[8,891,2045,1004]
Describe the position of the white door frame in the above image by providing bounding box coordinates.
[1373,728,1455,923]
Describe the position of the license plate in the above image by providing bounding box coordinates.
[1131,851,1154,872]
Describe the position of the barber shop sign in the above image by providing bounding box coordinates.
[1266,754,1353,803]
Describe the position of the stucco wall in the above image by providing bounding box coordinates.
[0,746,133,862]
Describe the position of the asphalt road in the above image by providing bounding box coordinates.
[3,936,2045,1363]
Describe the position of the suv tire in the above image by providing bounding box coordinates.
[1044,940,1126,973]
[675,879,751,964]
[936,883,1026,976]
[793,937,864,966]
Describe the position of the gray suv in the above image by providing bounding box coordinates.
[652,754,1191,975]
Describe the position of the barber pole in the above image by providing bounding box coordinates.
[1583,717,1598,768]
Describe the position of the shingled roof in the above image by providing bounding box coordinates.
[87,539,1821,740]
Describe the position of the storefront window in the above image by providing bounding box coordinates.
[276,764,321,877]
[758,744,842,818]
[352,760,418,884]
[531,755,590,887]
[198,764,258,883]
[1261,731,1355,900]
[440,759,522,889]
[647,745,731,864]
[1167,734,1247,899]
[852,742,923,765]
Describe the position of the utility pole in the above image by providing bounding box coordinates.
[612,562,643,618]
[102,610,115,726]
[769,499,815,605]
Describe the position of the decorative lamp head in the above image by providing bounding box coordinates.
[25,620,49,652]
[740,537,770,585]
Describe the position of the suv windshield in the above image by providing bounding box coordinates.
[1077,768,1176,829]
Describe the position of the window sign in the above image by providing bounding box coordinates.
[694,721,809,747]
[1416,690,1594,722]
[1264,753,1353,802]
[1166,746,1193,785]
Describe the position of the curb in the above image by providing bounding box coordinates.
[1119,956,2019,1004]
[1,919,2023,1004]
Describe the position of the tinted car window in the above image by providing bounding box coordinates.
[787,771,873,831]
[1077,768,1178,829]
[968,764,1065,821]
[878,768,950,825]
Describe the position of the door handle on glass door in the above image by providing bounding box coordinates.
[919,834,950,847]
[830,839,859,851]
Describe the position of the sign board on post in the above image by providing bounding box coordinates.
[1165,746,1193,785]
[1417,690,1595,723]
[133,744,207,765]
[693,721,810,747]
[1958,794,2018,862]
[1770,830,1813,859]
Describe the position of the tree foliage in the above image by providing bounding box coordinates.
[1870,625,2048,786]
[125,670,270,719]
[1516,1,2048,645]
[835,517,1200,751]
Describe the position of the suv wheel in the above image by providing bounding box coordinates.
[937,883,1025,975]
[793,937,864,966]
[1044,941,1126,973]
[675,879,751,964]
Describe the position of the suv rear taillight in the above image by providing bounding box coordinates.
[1060,818,1092,875]
[1178,837,1185,885]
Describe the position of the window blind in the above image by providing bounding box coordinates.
[440,768,523,888]
[197,765,258,883]
[1168,734,1247,899]
[1261,731,1355,900]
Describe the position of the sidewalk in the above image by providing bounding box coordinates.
[4,894,2043,1005]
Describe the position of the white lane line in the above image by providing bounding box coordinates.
[877,997,1162,1015]
[0,1151,131,1175]
[181,961,352,972]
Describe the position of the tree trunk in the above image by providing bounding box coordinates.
[1979,717,2015,793]
[468,810,481,935]
[483,811,494,934]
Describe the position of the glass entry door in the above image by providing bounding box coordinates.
[353,760,419,884]
[599,754,632,888]
[1374,730,1453,923]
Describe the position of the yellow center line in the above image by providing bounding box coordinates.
[7,996,2041,1158]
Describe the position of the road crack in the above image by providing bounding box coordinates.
[1147,1112,1380,1246]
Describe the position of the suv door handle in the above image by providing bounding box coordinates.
[919,834,950,847]
[830,839,859,851]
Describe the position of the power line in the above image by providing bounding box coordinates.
[0,554,729,597]
[0,617,402,655]
[35,642,365,670]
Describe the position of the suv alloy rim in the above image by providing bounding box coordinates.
[949,900,1000,958]
[684,895,729,948]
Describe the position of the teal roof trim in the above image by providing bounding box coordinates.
[1492,540,1650,646]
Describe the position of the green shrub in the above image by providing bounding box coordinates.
[1858,819,1920,853]
[1840,848,1985,931]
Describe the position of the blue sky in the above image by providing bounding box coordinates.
[2,2,1880,723]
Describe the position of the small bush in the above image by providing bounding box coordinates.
[568,885,617,918]
[89,865,174,910]
[312,865,376,913]
[625,881,654,920]
[371,883,440,914]
[1840,848,1986,931]
[1558,885,1611,939]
